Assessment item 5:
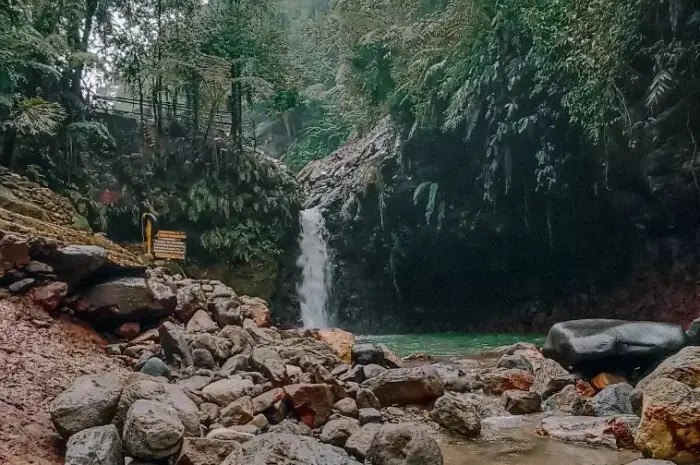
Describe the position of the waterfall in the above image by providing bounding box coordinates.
[296,207,333,329]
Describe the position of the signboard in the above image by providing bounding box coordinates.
[152,230,187,260]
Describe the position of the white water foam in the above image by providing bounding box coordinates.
[296,207,333,329]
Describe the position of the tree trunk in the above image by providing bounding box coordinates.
[0,129,17,168]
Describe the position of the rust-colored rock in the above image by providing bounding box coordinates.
[481,368,534,395]
[575,380,596,398]
[284,383,335,428]
[116,322,141,340]
[635,377,700,463]
[0,234,30,273]
[591,373,627,391]
[28,281,67,311]
[315,328,355,364]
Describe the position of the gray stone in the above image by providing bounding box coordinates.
[496,354,534,374]
[333,397,358,418]
[344,423,381,461]
[539,415,640,449]
[239,433,361,464]
[542,384,594,416]
[320,418,361,447]
[9,277,35,293]
[355,389,381,409]
[631,346,700,410]
[625,461,676,465]
[351,343,384,366]
[159,322,193,366]
[24,260,53,275]
[122,400,184,460]
[443,376,484,393]
[220,396,254,426]
[264,399,288,425]
[532,358,571,397]
[362,366,444,407]
[207,425,259,442]
[250,413,269,430]
[366,423,443,465]
[65,424,122,465]
[186,309,218,333]
[221,354,250,374]
[47,245,107,290]
[175,437,241,465]
[50,373,124,438]
[192,349,216,369]
[500,390,541,414]
[82,276,176,320]
[191,334,231,361]
[687,317,700,345]
[457,393,510,419]
[358,408,381,425]
[139,358,170,379]
[542,319,687,373]
[268,419,313,436]
[431,394,481,438]
[114,377,200,436]
[362,364,387,379]
[252,388,284,414]
[593,382,634,416]
[251,347,288,386]
[201,377,255,407]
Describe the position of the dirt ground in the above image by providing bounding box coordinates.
[0,297,125,465]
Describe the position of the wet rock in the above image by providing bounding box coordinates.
[635,377,700,463]
[378,344,402,368]
[333,397,358,418]
[253,388,285,413]
[8,277,35,293]
[252,347,288,386]
[532,359,570,397]
[345,423,380,461]
[480,368,534,395]
[268,419,313,436]
[139,358,170,379]
[542,319,687,373]
[65,424,122,465]
[687,317,700,345]
[46,245,107,290]
[201,378,255,407]
[82,277,176,321]
[122,400,184,460]
[591,373,627,391]
[315,329,355,363]
[366,423,443,465]
[625,460,676,465]
[24,260,53,275]
[630,346,700,410]
[220,396,254,426]
[29,281,67,311]
[362,366,444,407]
[192,349,216,369]
[593,383,634,416]
[284,383,335,428]
[501,390,541,414]
[239,433,361,464]
[363,364,387,379]
[239,296,271,327]
[321,418,361,447]
[175,438,241,465]
[159,322,193,366]
[542,385,594,416]
[50,373,124,438]
[538,415,640,449]
[431,394,481,439]
[351,343,384,366]
[186,310,218,333]
[114,377,200,436]
[496,354,534,374]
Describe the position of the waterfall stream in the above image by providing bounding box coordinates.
[296,207,333,328]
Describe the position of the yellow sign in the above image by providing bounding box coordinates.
[153,230,187,260]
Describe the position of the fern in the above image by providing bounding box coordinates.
[646,69,675,110]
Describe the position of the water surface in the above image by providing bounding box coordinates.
[358,333,545,357]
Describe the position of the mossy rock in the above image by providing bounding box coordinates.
[185,260,279,301]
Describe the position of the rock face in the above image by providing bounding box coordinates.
[431,395,481,438]
[538,415,640,449]
[630,346,700,409]
[634,377,700,463]
[49,373,124,438]
[542,319,687,372]
[362,366,444,407]
[64,425,122,465]
[122,400,185,460]
[593,383,634,416]
[239,433,361,465]
[365,423,443,465]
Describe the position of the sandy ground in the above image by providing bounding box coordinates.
[0,297,125,465]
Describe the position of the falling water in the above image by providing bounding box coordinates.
[296,207,333,329]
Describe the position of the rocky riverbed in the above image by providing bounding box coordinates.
[1,231,699,464]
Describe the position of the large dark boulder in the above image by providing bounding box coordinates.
[351,343,384,366]
[542,319,686,373]
[44,245,107,290]
[81,277,177,324]
[361,366,444,407]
